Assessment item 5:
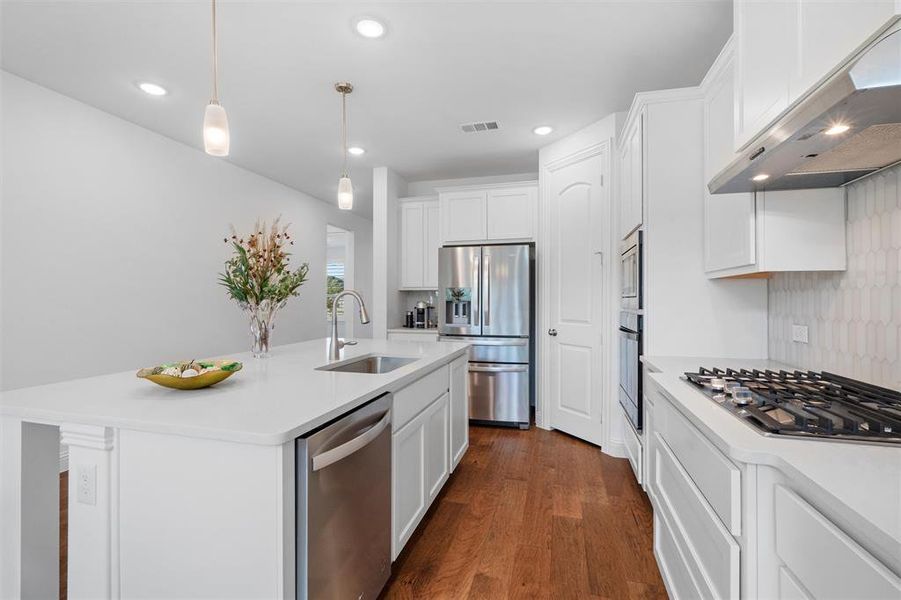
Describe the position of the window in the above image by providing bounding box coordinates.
[326,226,352,325]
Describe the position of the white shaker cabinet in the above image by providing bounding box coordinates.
[704,40,757,274]
[439,189,488,244]
[733,0,897,151]
[704,37,847,278]
[618,113,643,240]
[399,196,440,290]
[486,186,537,240]
[439,182,537,245]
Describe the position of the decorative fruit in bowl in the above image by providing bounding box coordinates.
[136,359,242,390]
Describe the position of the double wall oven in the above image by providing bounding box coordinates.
[438,244,534,429]
[619,230,643,431]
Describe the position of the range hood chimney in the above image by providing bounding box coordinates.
[709,20,901,194]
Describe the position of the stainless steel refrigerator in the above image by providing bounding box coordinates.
[438,244,534,428]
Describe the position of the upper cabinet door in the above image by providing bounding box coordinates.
[619,114,643,240]
[423,201,440,289]
[440,191,487,244]
[400,202,425,289]
[704,46,757,274]
[486,186,537,240]
[792,1,895,100]
[734,0,796,151]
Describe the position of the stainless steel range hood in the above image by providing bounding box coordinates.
[709,20,901,194]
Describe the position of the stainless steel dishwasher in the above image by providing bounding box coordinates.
[296,393,392,599]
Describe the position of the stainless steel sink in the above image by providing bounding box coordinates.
[317,355,417,374]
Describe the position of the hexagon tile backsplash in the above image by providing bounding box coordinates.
[769,165,900,391]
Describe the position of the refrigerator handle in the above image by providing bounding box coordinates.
[472,254,480,327]
[484,254,491,327]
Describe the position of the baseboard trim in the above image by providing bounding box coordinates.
[602,439,628,459]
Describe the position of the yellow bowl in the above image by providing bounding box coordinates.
[136,360,243,390]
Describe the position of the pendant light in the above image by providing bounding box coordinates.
[203,0,229,156]
[336,82,354,210]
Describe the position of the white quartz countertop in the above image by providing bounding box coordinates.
[0,338,469,446]
[387,328,439,334]
[643,355,901,560]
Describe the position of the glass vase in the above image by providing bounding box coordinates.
[244,299,283,359]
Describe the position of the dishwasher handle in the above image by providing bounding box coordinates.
[311,412,390,472]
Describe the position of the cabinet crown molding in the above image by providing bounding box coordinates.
[398,195,438,204]
[434,180,537,194]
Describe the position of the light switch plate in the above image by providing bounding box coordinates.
[791,324,809,344]
[76,464,96,505]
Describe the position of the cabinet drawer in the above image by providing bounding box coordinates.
[655,506,705,600]
[392,365,449,432]
[655,434,740,600]
[655,391,741,535]
[774,485,901,600]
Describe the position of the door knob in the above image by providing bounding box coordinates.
[548,329,558,336]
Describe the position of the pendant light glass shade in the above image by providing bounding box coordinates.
[335,82,354,210]
[203,102,230,156]
[204,0,229,157]
[337,176,354,210]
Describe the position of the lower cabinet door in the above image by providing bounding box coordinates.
[392,413,426,559]
[449,357,469,470]
[425,393,450,503]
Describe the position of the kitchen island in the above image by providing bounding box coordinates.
[0,338,469,599]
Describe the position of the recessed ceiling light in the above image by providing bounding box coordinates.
[355,19,385,38]
[752,174,770,182]
[347,146,365,156]
[533,125,553,136]
[824,123,850,135]
[137,82,167,96]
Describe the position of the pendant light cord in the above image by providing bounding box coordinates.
[211,0,219,103]
[341,91,348,177]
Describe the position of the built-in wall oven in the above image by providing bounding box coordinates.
[619,230,643,431]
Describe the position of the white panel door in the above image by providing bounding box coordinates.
[486,186,536,240]
[400,202,425,289]
[440,190,487,243]
[546,150,607,445]
[424,201,440,288]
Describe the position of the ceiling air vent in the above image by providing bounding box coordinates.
[460,121,499,133]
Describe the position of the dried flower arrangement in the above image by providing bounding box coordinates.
[219,218,309,357]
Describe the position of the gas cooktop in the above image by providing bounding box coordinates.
[683,367,901,446]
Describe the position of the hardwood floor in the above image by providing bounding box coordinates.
[59,426,665,600]
[382,426,667,599]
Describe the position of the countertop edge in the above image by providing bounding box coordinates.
[1,344,470,446]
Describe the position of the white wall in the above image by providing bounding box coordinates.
[0,72,373,391]
[406,172,538,196]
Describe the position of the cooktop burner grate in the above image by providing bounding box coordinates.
[682,367,901,445]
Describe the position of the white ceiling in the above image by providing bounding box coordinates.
[1,1,732,217]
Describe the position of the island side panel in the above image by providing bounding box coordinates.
[116,429,294,599]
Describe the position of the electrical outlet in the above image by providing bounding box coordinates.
[791,324,809,344]
[76,464,96,505]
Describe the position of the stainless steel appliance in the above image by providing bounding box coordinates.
[620,230,643,311]
[296,394,391,599]
[619,230,644,431]
[619,311,642,431]
[438,244,534,428]
[710,21,901,194]
[683,368,901,446]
